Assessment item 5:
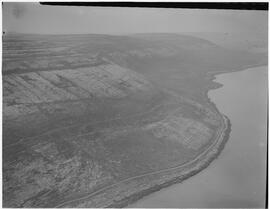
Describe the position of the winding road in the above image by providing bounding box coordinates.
[4,93,228,208]
[55,115,227,208]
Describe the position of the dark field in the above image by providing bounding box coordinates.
[2,33,266,207]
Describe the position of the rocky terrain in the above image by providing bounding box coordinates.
[3,33,266,207]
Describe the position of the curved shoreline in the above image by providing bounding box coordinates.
[126,65,266,208]
[109,115,231,208]
[54,68,234,208]
[56,64,266,208]
[108,69,234,208]
[104,64,266,209]
[107,67,233,207]
[55,110,231,208]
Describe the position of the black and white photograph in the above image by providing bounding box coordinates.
[2,2,268,208]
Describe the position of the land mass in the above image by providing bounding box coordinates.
[3,33,267,207]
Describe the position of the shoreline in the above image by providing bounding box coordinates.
[55,97,231,208]
[207,63,267,92]
[56,64,262,208]
[121,64,267,208]
[109,116,231,208]
[108,64,246,208]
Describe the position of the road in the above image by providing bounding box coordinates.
[55,115,227,208]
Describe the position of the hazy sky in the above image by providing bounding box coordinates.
[3,2,268,36]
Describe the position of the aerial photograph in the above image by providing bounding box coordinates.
[2,2,268,208]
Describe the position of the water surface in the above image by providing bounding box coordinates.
[132,66,267,208]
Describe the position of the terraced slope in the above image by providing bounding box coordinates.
[3,34,265,207]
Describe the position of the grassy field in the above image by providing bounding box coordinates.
[3,33,266,207]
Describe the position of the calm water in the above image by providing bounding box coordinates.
[132,66,267,208]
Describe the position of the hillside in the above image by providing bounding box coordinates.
[2,33,265,207]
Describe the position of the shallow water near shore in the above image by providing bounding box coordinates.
[132,66,267,208]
